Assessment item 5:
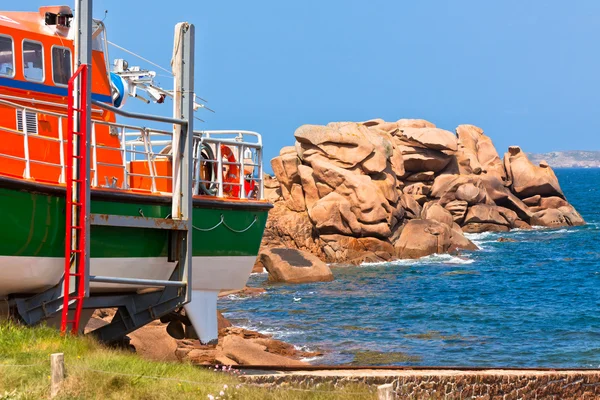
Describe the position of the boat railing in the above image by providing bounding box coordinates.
[0,98,264,200]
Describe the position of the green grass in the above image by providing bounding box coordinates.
[0,321,375,400]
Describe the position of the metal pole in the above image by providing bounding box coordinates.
[182,23,194,303]
[172,23,194,303]
[75,0,93,297]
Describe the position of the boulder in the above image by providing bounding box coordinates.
[297,165,319,209]
[496,206,519,228]
[430,175,488,206]
[444,200,468,224]
[504,146,564,199]
[308,192,361,236]
[309,157,392,236]
[128,324,178,362]
[362,118,399,134]
[218,286,266,298]
[531,206,585,227]
[530,209,568,228]
[455,124,506,180]
[455,183,485,205]
[463,204,510,227]
[558,205,585,226]
[522,195,541,206]
[372,167,399,204]
[389,146,406,177]
[219,335,308,367]
[405,171,436,182]
[394,220,451,259]
[361,131,394,174]
[539,196,569,210]
[421,202,454,228]
[270,152,300,190]
[260,203,323,258]
[450,223,479,251]
[478,175,532,220]
[320,235,395,264]
[280,146,296,156]
[514,220,533,230]
[396,119,436,128]
[295,123,376,169]
[403,182,431,196]
[400,194,422,219]
[398,146,452,172]
[264,174,280,189]
[394,219,476,259]
[281,183,306,212]
[497,237,517,243]
[462,223,510,233]
[397,127,458,151]
[258,247,334,284]
[264,186,282,203]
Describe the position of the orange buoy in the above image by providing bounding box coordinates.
[221,145,239,197]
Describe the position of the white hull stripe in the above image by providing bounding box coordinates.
[0,255,256,297]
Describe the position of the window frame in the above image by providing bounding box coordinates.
[22,39,45,83]
[0,34,15,78]
[50,45,72,87]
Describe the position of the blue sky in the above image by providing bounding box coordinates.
[9,1,600,164]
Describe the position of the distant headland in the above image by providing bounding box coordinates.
[528,151,600,168]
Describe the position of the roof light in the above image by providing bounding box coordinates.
[44,12,73,28]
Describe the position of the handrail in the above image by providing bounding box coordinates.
[91,99,187,126]
[0,96,264,200]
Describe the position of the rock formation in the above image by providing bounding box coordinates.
[87,307,319,367]
[260,119,584,265]
[255,247,334,283]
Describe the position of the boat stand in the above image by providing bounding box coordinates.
[13,0,197,343]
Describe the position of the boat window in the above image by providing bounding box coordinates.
[0,35,14,77]
[23,40,44,82]
[51,46,71,86]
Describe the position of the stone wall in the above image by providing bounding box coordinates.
[244,369,600,399]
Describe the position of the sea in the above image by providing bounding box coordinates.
[219,168,600,367]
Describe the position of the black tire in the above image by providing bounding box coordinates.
[196,143,218,196]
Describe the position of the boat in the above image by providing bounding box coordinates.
[0,4,271,344]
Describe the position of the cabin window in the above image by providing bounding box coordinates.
[22,40,44,82]
[51,46,71,86]
[0,35,14,77]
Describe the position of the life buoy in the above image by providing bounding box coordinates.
[221,145,239,197]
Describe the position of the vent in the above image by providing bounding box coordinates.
[16,110,38,134]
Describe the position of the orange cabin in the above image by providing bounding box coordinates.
[0,6,127,190]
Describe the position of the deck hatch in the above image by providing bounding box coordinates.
[16,110,38,134]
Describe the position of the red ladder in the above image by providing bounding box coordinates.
[61,64,89,334]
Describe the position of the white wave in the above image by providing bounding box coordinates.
[235,322,303,339]
[300,356,322,363]
[362,253,474,267]
[250,270,268,276]
[223,295,245,301]
[463,231,498,242]
[222,293,265,301]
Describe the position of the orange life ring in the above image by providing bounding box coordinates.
[221,145,239,197]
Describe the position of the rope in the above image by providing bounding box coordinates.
[192,214,224,232]
[223,216,258,233]
[192,215,257,233]
[107,40,173,76]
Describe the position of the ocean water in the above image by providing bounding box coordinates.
[219,169,600,367]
